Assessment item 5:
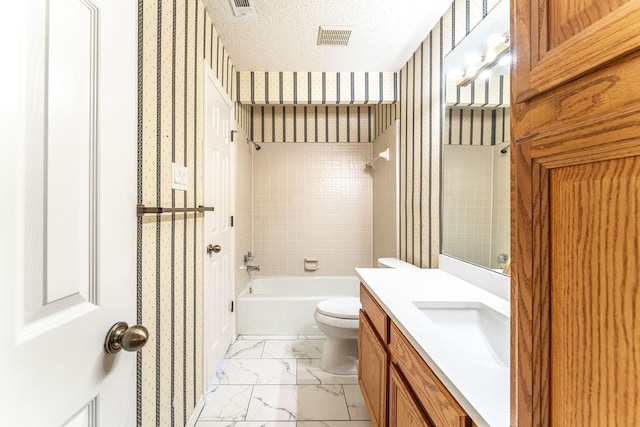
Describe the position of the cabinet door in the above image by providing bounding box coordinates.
[389,365,433,427]
[512,1,640,426]
[359,311,388,427]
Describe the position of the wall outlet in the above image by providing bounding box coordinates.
[171,163,188,191]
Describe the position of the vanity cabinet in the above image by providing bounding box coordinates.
[359,286,389,427]
[512,1,640,425]
[359,284,474,427]
[389,364,433,427]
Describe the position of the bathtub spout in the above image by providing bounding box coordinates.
[246,265,260,272]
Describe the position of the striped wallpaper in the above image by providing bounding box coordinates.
[246,103,397,144]
[445,73,510,107]
[444,107,509,146]
[137,0,235,426]
[236,71,398,104]
[398,0,501,268]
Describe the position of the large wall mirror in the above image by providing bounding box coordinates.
[442,0,510,274]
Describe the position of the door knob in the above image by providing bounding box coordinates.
[104,322,149,354]
[207,244,221,254]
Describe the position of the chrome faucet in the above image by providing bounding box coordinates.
[244,251,260,272]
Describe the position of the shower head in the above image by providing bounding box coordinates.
[246,139,261,151]
[500,144,510,154]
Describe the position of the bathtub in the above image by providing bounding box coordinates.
[237,276,360,335]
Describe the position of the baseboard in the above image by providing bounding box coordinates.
[185,395,206,427]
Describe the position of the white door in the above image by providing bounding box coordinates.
[203,63,235,385]
[0,1,138,426]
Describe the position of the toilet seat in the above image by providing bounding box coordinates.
[316,297,360,319]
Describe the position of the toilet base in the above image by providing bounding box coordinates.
[319,337,358,375]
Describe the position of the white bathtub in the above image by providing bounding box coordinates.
[237,276,360,335]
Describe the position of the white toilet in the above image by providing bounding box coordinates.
[314,297,361,375]
[314,259,417,375]
[377,257,419,269]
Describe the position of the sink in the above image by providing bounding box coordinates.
[412,301,509,367]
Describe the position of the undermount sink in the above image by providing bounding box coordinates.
[412,301,510,367]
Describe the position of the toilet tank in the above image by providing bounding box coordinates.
[377,257,419,269]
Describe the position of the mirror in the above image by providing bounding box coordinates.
[442,0,510,274]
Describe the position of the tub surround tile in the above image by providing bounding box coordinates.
[343,385,370,420]
[246,385,351,421]
[297,359,358,385]
[262,339,324,359]
[224,340,266,359]
[214,359,297,385]
[199,385,253,420]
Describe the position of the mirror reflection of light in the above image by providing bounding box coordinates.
[498,53,511,66]
[487,33,504,48]
[465,53,481,65]
[449,68,464,78]
[478,70,491,80]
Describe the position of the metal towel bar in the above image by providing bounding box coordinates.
[137,204,214,217]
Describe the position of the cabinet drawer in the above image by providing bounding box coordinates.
[389,322,471,427]
[360,284,388,343]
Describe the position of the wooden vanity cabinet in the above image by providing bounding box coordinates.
[389,364,434,427]
[389,323,472,427]
[359,284,474,427]
[359,286,389,427]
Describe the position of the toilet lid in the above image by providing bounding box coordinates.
[316,298,361,319]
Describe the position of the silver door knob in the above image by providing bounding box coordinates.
[207,244,221,254]
[104,322,149,354]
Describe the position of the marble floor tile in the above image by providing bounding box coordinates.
[195,422,296,427]
[297,359,358,385]
[214,359,297,385]
[246,385,351,421]
[199,385,253,421]
[262,339,324,359]
[224,339,265,359]
[238,335,298,340]
[297,422,373,427]
[298,334,326,340]
[342,385,369,421]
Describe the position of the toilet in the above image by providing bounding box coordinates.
[314,259,417,375]
[377,257,419,269]
[314,297,361,375]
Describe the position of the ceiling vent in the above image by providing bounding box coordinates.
[229,0,256,16]
[317,26,352,46]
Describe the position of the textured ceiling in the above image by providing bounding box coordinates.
[203,0,453,72]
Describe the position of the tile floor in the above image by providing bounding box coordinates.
[194,335,372,427]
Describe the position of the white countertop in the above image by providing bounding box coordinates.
[355,267,510,427]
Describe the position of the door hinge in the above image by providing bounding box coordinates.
[231,130,237,142]
[230,301,234,312]
[230,216,234,227]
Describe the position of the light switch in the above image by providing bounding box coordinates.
[171,163,188,191]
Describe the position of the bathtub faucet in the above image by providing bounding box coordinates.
[244,251,260,272]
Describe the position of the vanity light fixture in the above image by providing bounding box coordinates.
[456,31,510,87]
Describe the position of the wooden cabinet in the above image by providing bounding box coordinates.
[389,364,433,427]
[359,286,389,427]
[512,1,640,426]
[389,323,471,427]
[358,284,473,427]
